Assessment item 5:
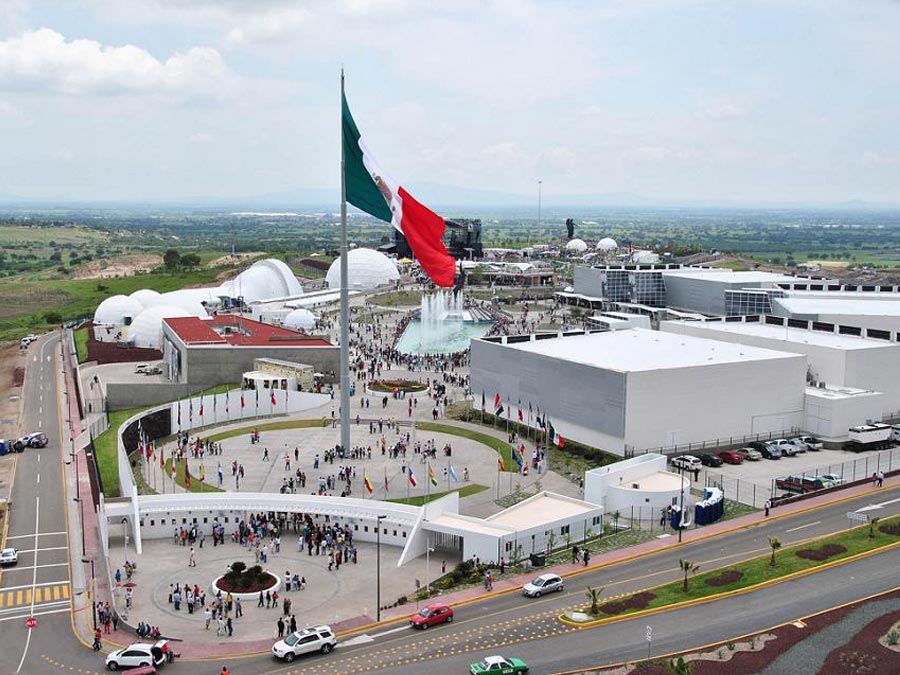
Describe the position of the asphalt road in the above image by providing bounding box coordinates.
[4,333,900,675]
[0,332,74,674]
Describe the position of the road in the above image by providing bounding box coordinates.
[3,333,900,674]
[0,332,74,674]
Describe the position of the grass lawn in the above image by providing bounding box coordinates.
[415,422,516,472]
[73,326,89,363]
[164,458,224,493]
[369,290,423,307]
[388,483,489,506]
[93,408,146,498]
[204,418,328,443]
[572,515,900,622]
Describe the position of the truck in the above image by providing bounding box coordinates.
[843,423,895,453]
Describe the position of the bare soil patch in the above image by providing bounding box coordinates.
[206,252,265,269]
[599,591,656,616]
[795,543,847,561]
[704,569,744,587]
[73,254,161,279]
[0,342,26,438]
[878,523,900,536]
[820,607,900,674]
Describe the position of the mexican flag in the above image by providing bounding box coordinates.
[342,90,457,287]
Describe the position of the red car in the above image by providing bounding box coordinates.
[410,603,454,629]
[716,450,744,465]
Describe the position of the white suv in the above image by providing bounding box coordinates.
[272,625,336,662]
[671,455,702,472]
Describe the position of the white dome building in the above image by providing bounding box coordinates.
[565,238,588,254]
[325,248,400,290]
[282,308,317,331]
[154,290,214,316]
[224,259,303,303]
[93,295,144,327]
[128,305,193,350]
[129,289,162,308]
[596,237,618,252]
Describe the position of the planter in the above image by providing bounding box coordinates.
[211,572,281,601]
[367,379,428,394]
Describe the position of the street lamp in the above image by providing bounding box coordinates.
[425,542,435,595]
[376,515,386,622]
[678,468,686,543]
[82,557,97,631]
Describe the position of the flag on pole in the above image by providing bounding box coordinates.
[449,464,459,482]
[506,396,510,420]
[184,460,191,490]
[159,447,164,470]
[481,391,486,413]
[408,467,418,488]
[554,429,566,449]
[147,441,153,461]
[342,89,456,287]
[364,471,374,494]
[199,397,204,418]
[494,391,504,417]
[171,463,176,482]
[198,462,205,483]
[518,399,524,422]
[497,455,506,471]
[384,466,389,494]
[240,391,245,409]
[428,465,438,488]
[177,400,181,427]
[225,390,230,414]
[511,445,523,470]
[271,389,277,406]
[189,400,193,424]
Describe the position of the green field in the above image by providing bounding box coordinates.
[388,483,489,506]
[0,224,107,245]
[415,422,517,472]
[93,408,145,498]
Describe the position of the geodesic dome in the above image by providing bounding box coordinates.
[128,304,193,349]
[283,308,317,331]
[154,290,214,316]
[129,288,162,308]
[93,295,144,327]
[565,238,588,253]
[325,248,400,290]
[223,258,303,303]
[597,237,618,251]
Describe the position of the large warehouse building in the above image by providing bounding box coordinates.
[470,329,807,455]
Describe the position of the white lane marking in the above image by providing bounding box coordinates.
[342,635,375,646]
[858,497,900,512]
[38,407,42,415]
[0,580,69,591]
[1,562,69,572]
[0,600,71,616]
[5,532,67,541]
[0,606,71,623]
[36,455,40,463]
[371,625,412,638]
[11,547,67,554]
[785,521,821,533]
[36,474,39,485]
[37,422,41,429]
[16,495,39,673]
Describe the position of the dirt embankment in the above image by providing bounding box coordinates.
[0,342,27,439]
[72,254,162,280]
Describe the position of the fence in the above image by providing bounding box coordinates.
[625,426,803,459]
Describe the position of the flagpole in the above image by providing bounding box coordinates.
[339,68,351,457]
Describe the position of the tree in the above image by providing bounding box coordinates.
[869,516,880,539]
[163,249,181,271]
[612,511,621,533]
[667,656,693,675]
[180,253,201,268]
[585,586,604,616]
[768,536,781,566]
[679,559,699,592]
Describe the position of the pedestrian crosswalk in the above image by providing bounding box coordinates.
[0,584,69,608]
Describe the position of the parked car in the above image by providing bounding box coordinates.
[716,450,744,465]
[19,432,48,448]
[820,473,845,486]
[671,455,702,472]
[19,334,38,349]
[470,655,530,675]
[522,573,563,597]
[776,475,830,493]
[0,547,18,566]
[105,640,170,670]
[749,441,782,459]
[771,439,803,456]
[796,436,823,451]
[734,447,762,461]
[410,603,454,629]
[271,625,336,662]
[698,453,723,467]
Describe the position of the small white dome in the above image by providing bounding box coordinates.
[325,248,400,290]
[225,258,303,302]
[565,238,588,253]
[283,308,317,331]
[129,289,162,308]
[597,237,618,251]
[94,295,144,326]
[128,304,193,349]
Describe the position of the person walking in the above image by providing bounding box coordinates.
[226,617,233,637]
[204,607,212,630]
[221,666,230,675]
[277,617,285,638]
[764,499,771,517]
[92,628,102,651]
[111,609,119,632]
[235,596,243,618]
[189,546,196,567]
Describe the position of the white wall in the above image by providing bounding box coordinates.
[803,389,885,440]
[845,348,900,416]
[584,455,666,507]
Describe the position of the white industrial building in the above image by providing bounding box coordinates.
[470,329,807,455]
[661,318,900,417]
[584,454,688,515]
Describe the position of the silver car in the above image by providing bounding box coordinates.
[522,573,564,597]
[0,548,18,566]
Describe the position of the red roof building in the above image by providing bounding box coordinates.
[164,316,331,347]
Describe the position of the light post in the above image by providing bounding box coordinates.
[425,542,435,595]
[82,557,96,630]
[376,515,386,622]
[678,466,686,543]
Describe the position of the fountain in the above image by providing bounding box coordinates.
[396,289,493,355]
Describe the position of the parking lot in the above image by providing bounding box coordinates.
[686,444,900,508]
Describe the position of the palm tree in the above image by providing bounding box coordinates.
[612,511,621,533]
[679,559,700,592]
[869,516,881,538]
[585,586,604,616]
[667,656,693,675]
[768,536,782,566]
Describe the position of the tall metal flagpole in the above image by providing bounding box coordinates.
[339,70,351,456]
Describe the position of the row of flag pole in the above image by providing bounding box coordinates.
[174,387,291,432]
[481,390,566,450]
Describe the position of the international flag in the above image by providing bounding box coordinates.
[171,464,176,482]
[225,390,230,414]
[511,445,523,470]
[384,466,389,493]
[408,467,418,488]
[199,397,204,418]
[448,464,459,483]
[554,430,566,449]
[271,389,277,406]
[255,388,259,408]
[364,471,374,494]
[177,401,181,427]
[147,441,154,461]
[343,85,456,287]
[497,455,506,472]
[198,462,205,483]
[481,391,486,413]
[240,391,245,409]
[517,399,524,422]
[184,460,192,490]
[159,447,164,470]
[428,465,438,488]
[494,391,504,417]
[189,400,193,423]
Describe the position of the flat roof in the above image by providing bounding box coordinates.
[165,315,332,347]
[485,492,600,529]
[662,269,796,284]
[775,297,900,317]
[487,328,800,372]
[806,385,882,400]
[618,471,687,491]
[667,320,894,351]
[426,514,512,537]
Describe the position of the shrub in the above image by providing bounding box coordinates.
[704,570,743,587]
[888,629,900,646]
[795,544,847,561]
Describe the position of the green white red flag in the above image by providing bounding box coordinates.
[342,89,456,287]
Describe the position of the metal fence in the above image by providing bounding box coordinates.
[625,426,803,458]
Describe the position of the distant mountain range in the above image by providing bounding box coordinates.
[0,185,898,212]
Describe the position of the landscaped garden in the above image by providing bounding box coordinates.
[215,562,277,594]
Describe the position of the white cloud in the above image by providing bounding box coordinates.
[480,142,527,167]
[188,132,215,144]
[224,8,311,47]
[701,100,748,120]
[0,28,233,98]
[859,150,896,168]
[51,147,75,162]
[624,146,671,161]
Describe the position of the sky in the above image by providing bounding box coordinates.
[0,0,899,204]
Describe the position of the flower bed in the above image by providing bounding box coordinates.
[704,569,744,587]
[368,379,428,393]
[598,592,656,615]
[213,562,279,595]
[215,572,277,594]
[795,543,847,561]
[878,523,900,536]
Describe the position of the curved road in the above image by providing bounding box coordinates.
[3,330,900,675]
